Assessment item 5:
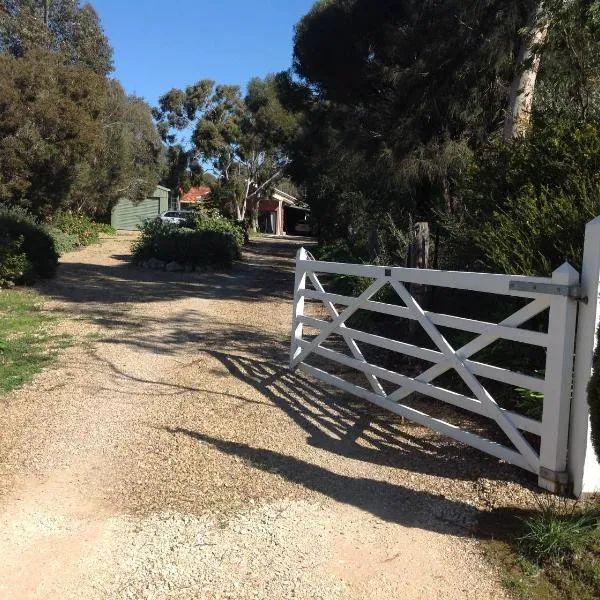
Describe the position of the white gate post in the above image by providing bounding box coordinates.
[290,247,307,370]
[539,263,579,493]
[570,216,600,497]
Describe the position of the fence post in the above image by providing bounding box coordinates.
[569,217,600,497]
[290,247,307,370]
[538,263,579,493]
[407,222,430,339]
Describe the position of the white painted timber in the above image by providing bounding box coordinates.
[290,247,583,485]
[299,363,535,472]
[291,277,386,368]
[307,271,386,396]
[299,316,544,392]
[298,258,560,298]
[290,247,307,368]
[539,263,579,492]
[570,218,600,497]
[302,290,548,346]
[298,340,542,435]
[389,279,540,472]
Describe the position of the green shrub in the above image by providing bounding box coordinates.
[183,209,245,251]
[95,222,116,235]
[51,211,100,247]
[476,182,600,276]
[48,227,79,255]
[0,231,33,287]
[515,386,544,421]
[198,217,245,252]
[132,218,240,268]
[588,324,600,462]
[467,121,600,276]
[0,204,58,281]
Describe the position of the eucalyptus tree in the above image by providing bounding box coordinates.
[154,76,299,224]
[503,4,548,139]
[0,0,113,75]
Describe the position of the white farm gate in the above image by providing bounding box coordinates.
[290,216,600,496]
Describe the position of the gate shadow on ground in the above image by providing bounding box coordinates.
[43,234,538,522]
[199,344,537,488]
[165,426,484,535]
[83,309,537,489]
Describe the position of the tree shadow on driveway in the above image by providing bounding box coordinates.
[165,426,483,536]
[39,237,312,309]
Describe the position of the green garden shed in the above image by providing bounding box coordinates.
[111,185,171,231]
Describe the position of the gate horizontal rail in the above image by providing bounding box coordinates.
[290,248,580,492]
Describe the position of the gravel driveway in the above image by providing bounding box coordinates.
[0,234,536,599]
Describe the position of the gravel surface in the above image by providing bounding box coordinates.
[0,234,540,599]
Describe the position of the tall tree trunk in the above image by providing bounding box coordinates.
[235,202,244,222]
[250,201,260,232]
[503,8,548,140]
[43,0,49,25]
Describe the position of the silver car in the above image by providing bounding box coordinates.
[159,210,194,225]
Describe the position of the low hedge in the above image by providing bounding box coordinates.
[132,219,241,268]
[0,204,58,286]
[183,211,246,248]
[48,227,79,255]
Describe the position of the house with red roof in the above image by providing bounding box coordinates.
[180,186,211,207]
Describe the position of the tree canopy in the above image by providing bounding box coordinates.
[0,0,113,75]
[283,0,600,269]
[154,75,299,223]
[0,0,162,218]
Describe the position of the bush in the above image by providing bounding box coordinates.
[95,222,116,235]
[465,121,600,276]
[132,218,240,268]
[476,182,600,276]
[48,227,79,255]
[0,231,33,287]
[0,204,58,283]
[183,209,246,250]
[51,211,100,247]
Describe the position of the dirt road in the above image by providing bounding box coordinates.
[0,235,531,599]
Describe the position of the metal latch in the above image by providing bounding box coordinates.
[509,280,585,301]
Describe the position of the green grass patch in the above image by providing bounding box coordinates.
[0,289,71,393]
[480,499,600,599]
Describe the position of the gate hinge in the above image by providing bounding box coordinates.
[538,467,570,495]
[509,281,585,301]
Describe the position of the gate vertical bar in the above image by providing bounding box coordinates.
[538,263,579,493]
[570,217,600,497]
[290,247,307,370]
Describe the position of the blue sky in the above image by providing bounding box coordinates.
[92,0,315,108]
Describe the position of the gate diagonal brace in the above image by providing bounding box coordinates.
[307,271,386,396]
[291,277,387,370]
[388,298,550,404]
[389,279,540,472]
